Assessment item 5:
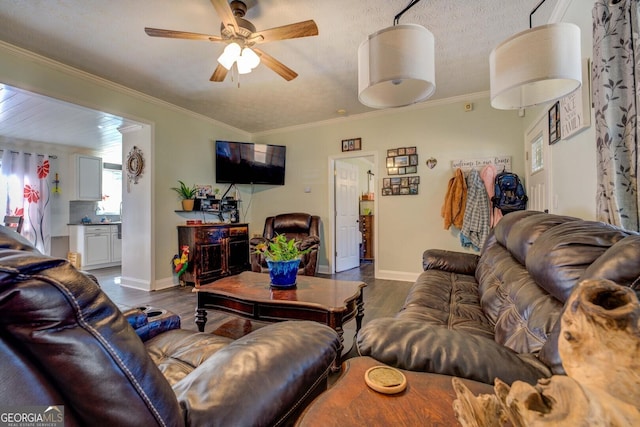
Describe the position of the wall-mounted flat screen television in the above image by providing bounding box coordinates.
[215,140,286,185]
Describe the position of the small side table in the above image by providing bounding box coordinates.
[296,357,494,426]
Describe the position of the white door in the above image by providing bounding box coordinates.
[335,161,360,272]
[525,115,551,212]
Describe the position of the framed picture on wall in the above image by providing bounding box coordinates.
[342,137,362,152]
[382,175,420,196]
[548,101,561,144]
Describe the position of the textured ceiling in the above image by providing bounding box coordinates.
[0,0,558,137]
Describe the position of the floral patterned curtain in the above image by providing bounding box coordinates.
[593,0,640,230]
[0,150,52,253]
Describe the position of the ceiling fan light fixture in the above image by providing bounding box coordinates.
[358,24,436,109]
[236,55,253,74]
[218,42,242,70]
[241,47,261,69]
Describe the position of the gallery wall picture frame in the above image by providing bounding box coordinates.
[382,175,420,196]
[548,101,561,145]
[342,137,362,152]
[386,146,418,176]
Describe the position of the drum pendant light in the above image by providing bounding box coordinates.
[489,0,582,109]
[358,0,436,109]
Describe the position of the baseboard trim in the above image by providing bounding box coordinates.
[317,264,330,275]
[375,269,420,283]
[120,275,151,291]
[154,276,180,291]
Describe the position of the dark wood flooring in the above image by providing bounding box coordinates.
[94,263,413,361]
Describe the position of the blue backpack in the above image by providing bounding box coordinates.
[492,171,528,214]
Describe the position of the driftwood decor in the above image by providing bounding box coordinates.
[452,279,640,427]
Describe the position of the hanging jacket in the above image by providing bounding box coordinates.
[480,164,503,227]
[460,169,491,250]
[441,168,467,229]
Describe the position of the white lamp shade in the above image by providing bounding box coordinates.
[490,23,582,109]
[241,47,261,69]
[358,24,436,109]
[236,55,253,74]
[218,42,241,70]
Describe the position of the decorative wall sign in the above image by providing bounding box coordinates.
[560,58,592,140]
[548,101,561,145]
[451,156,511,173]
[382,176,420,196]
[126,145,144,192]
[341,137,362,152]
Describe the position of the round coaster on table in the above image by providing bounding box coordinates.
[364,365,407,394]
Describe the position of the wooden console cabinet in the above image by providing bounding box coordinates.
[177,223,249,286]
[359,215,374,261]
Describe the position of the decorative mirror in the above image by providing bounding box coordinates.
[126,145,144,191]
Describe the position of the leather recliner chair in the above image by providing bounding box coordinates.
[0,226,339,426]
[250,213,321,276]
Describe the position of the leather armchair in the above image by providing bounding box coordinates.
[250,213,321,276]
[0,226,339,426]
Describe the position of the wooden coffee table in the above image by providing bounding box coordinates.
[194,271,366,363]
[296,357,494,426]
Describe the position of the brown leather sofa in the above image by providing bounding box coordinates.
[250,213,321,276]
[357,211,640,385]
[0,227,340,426]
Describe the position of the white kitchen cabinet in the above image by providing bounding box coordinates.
[69,224,121,270]
[111,225,122,263]
[71,154,102,201]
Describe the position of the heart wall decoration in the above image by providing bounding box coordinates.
[426,157,438,169]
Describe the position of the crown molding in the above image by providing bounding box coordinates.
[253,91,491,137]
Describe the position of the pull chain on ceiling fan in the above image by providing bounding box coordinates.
[144,0,319,83]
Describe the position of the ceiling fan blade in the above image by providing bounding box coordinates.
[210,0,238,32]
[144,27,223,42]
[210,64,228,82]
[253,48,298,81]
[252,20,319,44]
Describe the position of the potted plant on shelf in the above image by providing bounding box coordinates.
[171,180,197,211]
[253,233,312,288]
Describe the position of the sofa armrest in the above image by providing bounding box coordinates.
[356,317,550,386]
[422,249,479,275]
[122,307,148,330]
[173,321,340,427]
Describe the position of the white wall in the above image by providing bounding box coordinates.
[253,98,525,279]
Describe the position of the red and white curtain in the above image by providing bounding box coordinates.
[0,150,52,254]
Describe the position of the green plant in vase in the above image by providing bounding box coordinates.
[253,234,312,288]
[171,180,197,211]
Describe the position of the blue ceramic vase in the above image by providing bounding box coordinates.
[267,259,300,288]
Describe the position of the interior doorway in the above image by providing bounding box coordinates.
[328,151,378,275]
[334,160,360,272]
[525,112,552,213]
[0,83,154,290]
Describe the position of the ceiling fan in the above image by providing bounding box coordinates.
[144,0,319,82]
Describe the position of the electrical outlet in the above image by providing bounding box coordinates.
[464,102,473,112]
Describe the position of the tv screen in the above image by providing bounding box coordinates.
[215,141,286,185]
